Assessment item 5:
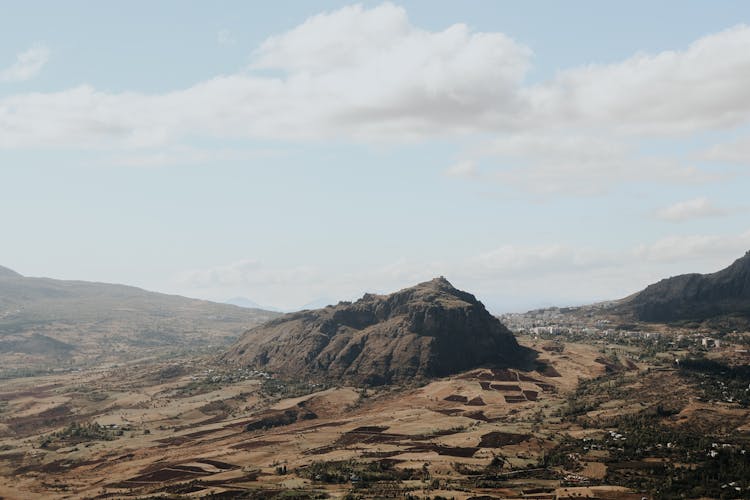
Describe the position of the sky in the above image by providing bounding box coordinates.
[2,1,750,312]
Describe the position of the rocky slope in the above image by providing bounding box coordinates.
[615,251,750,326]
[223,277,533,385]
[0,266,279,367]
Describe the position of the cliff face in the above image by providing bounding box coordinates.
[618,251,750,325]
[223,277,532,385]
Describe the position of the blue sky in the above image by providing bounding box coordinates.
[2,1,750,312]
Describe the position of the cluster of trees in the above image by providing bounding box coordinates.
[541,410,750,499]
[39,421,118,449]
[679,357,750,406]
[299,459,419,485]
[260,377,329,399]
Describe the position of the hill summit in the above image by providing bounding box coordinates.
[223,277,533,385]
[0,265,22,279]
[616,250,750,327]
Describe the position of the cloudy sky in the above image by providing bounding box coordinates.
[2,1,750,312]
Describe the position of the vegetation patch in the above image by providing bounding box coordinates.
[298,459,419,484]
[39,421,119,450]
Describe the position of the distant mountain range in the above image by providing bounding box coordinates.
[0,266,280,369]
[223,277,534,385]
[613,250,750,329]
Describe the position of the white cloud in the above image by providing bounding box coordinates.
[700,136,750,165]
[464,134,712,195]
[0,4,532,149]
[656,197,726,222]
[444,160,477,178]
[0,44,50,82]
[633,230,750,263]
[0,4,747,206]
[466,244,613,277]
[528,25,750,134]
[173,229,750,312]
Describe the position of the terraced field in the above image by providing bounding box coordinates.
[0,339,747,499]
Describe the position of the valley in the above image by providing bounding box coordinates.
[1,266,749,499]
[1,333,748,499]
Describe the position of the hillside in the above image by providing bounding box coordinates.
[0,267,280,370]
[614,251,750,327]
[223,277,534,385]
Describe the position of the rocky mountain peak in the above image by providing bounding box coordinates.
[615,250,750,327]
[223,278,533,385]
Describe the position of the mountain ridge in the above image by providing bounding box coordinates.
[223,277,534,385]
[0,265,22,279]
[0,266,280,367]
[613,250,750,327]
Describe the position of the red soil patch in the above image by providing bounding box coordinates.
[0,384,60,401]
[504,395,527,404]
[336,429,407,446]
[230,440,278,451]
[244,406,317,432]
[478,431,529,447]
[434,408,463,416]
[444,394,469,403]
[184,427,225,439]
[199,472,261,485]
[406,443,478,458]
[466,396,486,406]
[491,369,519,381]
[490,384,522,392]
[15,457,102,475]
[0,452,25,465]
[194,458,239,470]
[463,410,490,421]
[156,436,194,446]
[113,465,211,486]
[7,404,74,436]
[523,390,539,401]
[351,425,389,433]
[302,420,348,430]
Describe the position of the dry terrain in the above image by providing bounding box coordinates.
[4,339,734,499]
[0,339,750,499]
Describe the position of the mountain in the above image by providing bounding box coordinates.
[0,265,22,279]
[223,277,534,385]
[0,267,280,368]
[614,251,750,327]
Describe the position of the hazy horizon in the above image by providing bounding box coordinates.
[3,1,750,312]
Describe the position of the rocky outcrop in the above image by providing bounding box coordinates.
[615,251,750,326]
[223,277,533,385]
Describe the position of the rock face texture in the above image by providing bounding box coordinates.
[223,277,533,385]
[617,251,750,325]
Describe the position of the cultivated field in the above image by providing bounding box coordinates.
[0,339,747,499]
